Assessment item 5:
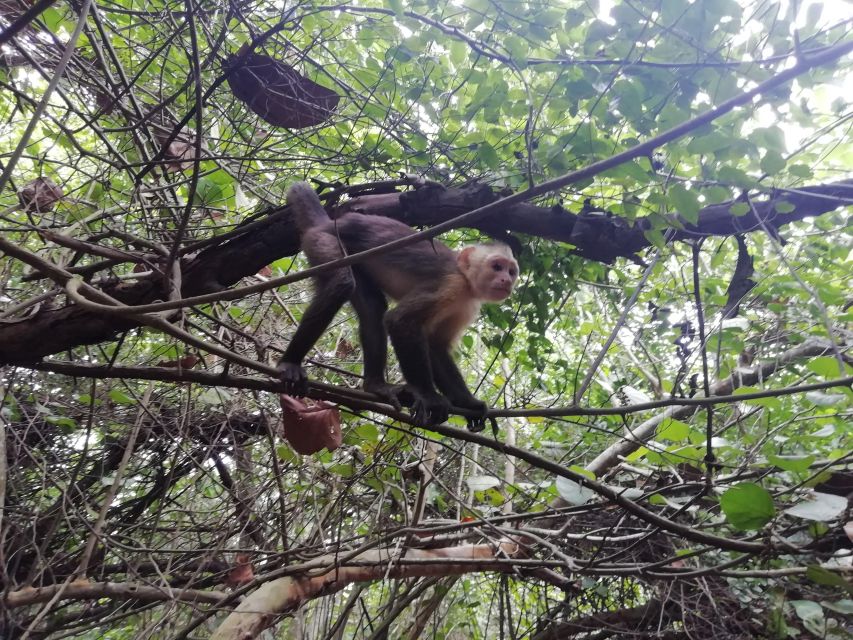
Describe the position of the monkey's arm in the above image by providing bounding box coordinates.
[350,272,411,410]
[385,302,450,427]
[429,348,488,432]
[278,233,356,394]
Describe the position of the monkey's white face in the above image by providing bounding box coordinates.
[458,244,519,302]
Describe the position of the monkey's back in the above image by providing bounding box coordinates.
[330,212,460,300]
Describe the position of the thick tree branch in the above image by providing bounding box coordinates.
[342,180,853,263]
[4,580,228,609]
[208,543,522,640]
[1,179,849,364]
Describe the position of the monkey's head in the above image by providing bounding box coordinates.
[458,243,519,302]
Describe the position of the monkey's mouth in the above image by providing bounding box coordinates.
[490,286,512,298]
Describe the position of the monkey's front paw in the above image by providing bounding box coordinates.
[277,361,308,396]
[411,393,451,427]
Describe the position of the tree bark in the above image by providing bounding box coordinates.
[1,180,849,364]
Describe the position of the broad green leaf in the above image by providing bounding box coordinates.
[719,482,775,530]
[569,465,595,481]
[555,476,596,505]
[667,184,700,223]
[784,492,846,522]
[767,454,815,473]
[733,387,782,410]
[822,599,853,614]
[109,390,134,405]
[657,418,690,442]
[760,150,786,175]
[477,142,499,168]
[804,391,848,407]
[806,356,848,378]
[806,566,853,595]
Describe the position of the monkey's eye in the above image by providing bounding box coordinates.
[492,263,503,272]
[509,269,517,277]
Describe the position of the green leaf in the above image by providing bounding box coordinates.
[806,356,847,379]
[784,491,846,522]
[41,7,69,32]
[45,415,77,431]
[718,166,756,188]
[555,476,596,505]
[276,444,298,463]
[109,390,134,405]
[668,184,700,223]
[790,600,825,637]
[767,454,815,473]
[643,228,666,249]
[477,142,499,168]
[569,465,595,481]
[804,391,848,407]
[733,386,781,410]
[449,40,467,65]
[194,170,236,210]
[656,418,690,442]
[750,125,786,152]
[686,131,731,154]
[822,599,853,615]
[386,0,404,16]
[806,566,853,595]
[504,35,529,61]
[719,482,775,530]
[789,163,813,178]
[728,202,750,216]
[760,150,786,175]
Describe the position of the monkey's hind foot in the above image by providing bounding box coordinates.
[363,381,415,411]
[410,392,451,428]
[277,361,309,396]
[450,395,489,433]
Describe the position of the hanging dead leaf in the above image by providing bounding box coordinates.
[18,177,63,212]
[95,90,116,115]
[279,394,342,455]
[226,49,340,129]
[225,553,255,588]
[150,117,197,172]
[336,338,355,359]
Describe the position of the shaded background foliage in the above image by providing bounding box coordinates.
[0,0,851,638]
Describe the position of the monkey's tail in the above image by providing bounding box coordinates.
[287,182,331,235]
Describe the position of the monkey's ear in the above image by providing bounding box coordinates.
[458,246,476,271]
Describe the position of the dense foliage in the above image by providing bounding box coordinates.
[0,0,850,638]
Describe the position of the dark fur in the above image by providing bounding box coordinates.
[279,182,488,429]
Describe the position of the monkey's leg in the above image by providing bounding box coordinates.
[385,301,450,427]
[278,233,355,394]
[429,348,489,432]
[350,273,410,410]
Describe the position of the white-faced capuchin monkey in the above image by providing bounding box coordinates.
[277,182,519,431]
